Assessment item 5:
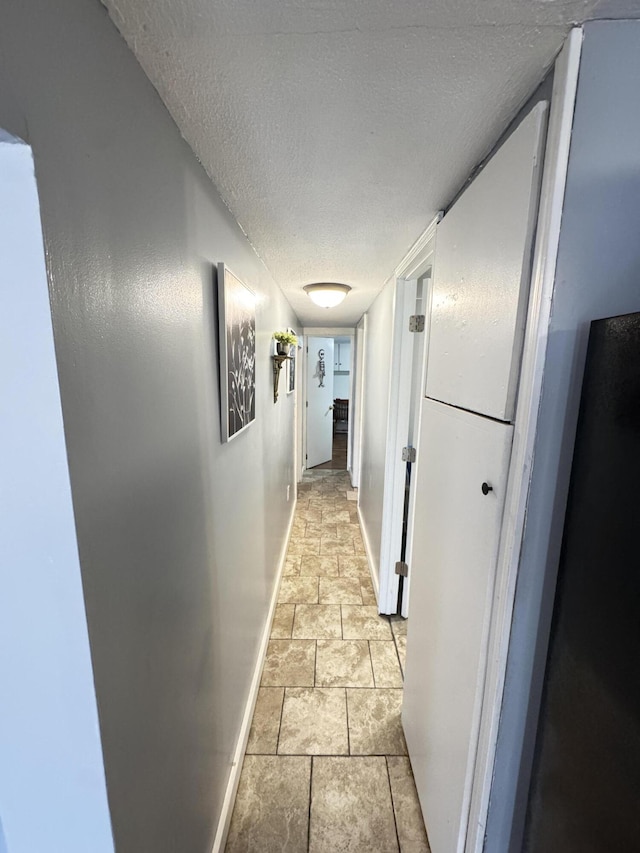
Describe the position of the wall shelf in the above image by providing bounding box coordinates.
[272,354,291,402]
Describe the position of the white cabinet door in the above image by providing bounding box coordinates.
[402,399,513,853]
[333,342,351,372]
[306,337,334,468]
[425,103,547,421]
[338,342,351,372]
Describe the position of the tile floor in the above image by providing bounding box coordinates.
[226,469,430,853]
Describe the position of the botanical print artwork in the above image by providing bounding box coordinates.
[288,354,295,394]
[218,265,256,441]
[288,327,297,394]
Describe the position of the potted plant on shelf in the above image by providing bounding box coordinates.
[273,330,298,356]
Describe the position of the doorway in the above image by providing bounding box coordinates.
[303,329,356,475]
[377,253,435,618]
[0,131,113,850]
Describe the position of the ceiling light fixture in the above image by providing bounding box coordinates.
[303,283,352,308]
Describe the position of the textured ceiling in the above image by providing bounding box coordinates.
[102,0,624,325]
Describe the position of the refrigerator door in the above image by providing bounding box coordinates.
[525,312,640,851]
[403,398,513,853]
[425,103,547,422]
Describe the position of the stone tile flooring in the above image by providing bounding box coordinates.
[226,469,430,853]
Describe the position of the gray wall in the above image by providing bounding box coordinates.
[0,1,298,851]
[358,279,396,585]
[487,20,640,851]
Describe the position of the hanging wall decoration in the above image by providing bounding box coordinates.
[287,327,297,394]
[217,263,256,442]
[315,348,326,387]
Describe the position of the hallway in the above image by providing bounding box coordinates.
[225,469,429,852]
[5,1,640,849]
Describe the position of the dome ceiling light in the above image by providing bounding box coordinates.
[303,283,352,309]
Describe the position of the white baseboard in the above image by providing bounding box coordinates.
[210,500,296,853]
[356,504,379,604]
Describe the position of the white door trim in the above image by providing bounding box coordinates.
[395,213,442,279]
[377,217,439,615]
[378,279,417,614]
[465,28,583,852]
[351,317,367,488]
[401,270,433,617]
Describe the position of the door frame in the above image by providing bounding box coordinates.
[468,30,582,851]
[400,271,433,618]
[350,317,367,488]
[381,29,580,849]
[0,132,114,850]
[377,218,439,615]
[301,327,355,475]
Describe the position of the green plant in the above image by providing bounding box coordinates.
[273,331,298,346]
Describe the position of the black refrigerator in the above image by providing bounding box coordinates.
[524,311,640,851]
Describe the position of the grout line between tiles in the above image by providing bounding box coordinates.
[390,620,405,681]
[275,687,286,755]
[369,640,377,688]
[345,687,351,756]
[385,755,402,853]
[307,756,314,852]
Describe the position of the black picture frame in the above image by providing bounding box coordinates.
[217,263,256,442]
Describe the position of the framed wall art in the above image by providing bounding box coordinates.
[287,327,297,394]
[217,263,256,442]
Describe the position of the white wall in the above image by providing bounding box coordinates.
[358,279,396,584]
[0,138,114,853]
[0,2,298,850]
[487,20,640,851]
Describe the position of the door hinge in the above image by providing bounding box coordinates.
[395,561,409,578]
[402,446,417,463]
[306,401,309,408]
[409,314,425,332]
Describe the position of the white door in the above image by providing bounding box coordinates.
[425,103,547,421]
[306,337,334,469]
[402,400,513,853]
